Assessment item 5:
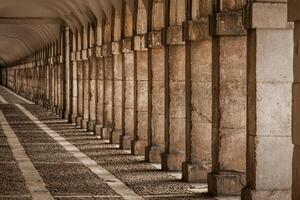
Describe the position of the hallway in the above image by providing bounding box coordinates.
[0,85,225,200]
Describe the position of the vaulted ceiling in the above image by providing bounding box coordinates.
[0,0,141,66]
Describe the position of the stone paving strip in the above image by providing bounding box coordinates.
[1,86,34,104]
[16,103,145,200]
[0,108,54,200]
[0,94,7,103]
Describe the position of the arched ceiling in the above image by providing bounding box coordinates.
[0,0,143,66]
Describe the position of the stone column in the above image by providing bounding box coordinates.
[111,11,123,144]
[87,25,97,132]
[290,1,300,199]
[132,0,149,156]
[64,27,72,120]
[71,32,78,124]
[242,2,293,200]
[100,19,114,139]
[95,47,105,135]
[182,0,212,182]
[121,2,135,150]
[82,29,90,129]
[161,0,187,171]
[76,32,84,127]
[208,1,247,195]
[145,0,166,163]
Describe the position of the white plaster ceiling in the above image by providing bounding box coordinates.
[0,0,142,66]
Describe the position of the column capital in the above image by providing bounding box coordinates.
[183,19,210,42]
[246,2,293,29]
[112,41,121,55]
[102,43,112,57]
[122,37,133,53]
[133,34,147,51]
[210,11,246,36]
[147,30,164,48]
[166,25,185,45]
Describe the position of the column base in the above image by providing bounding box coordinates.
[59,109,64,118]
[71,114,77,124]
[241,187,291,200]
[76,116,82,127]
[101,127,112,140]
[182,161,211,182]
[161,151,185,171]
[87,120,96,132]
[64,111,71,122]
[95,124,103,136]
[110,130,122,144]
[131,140,147,156]
[120,135,134,150]
[145,145,164,163]
[81,119,89,129]
[208,172,246,196]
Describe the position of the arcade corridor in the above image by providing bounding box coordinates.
[0,0,300,200]
[0,85,212,200]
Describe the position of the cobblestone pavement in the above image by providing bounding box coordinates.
[0,86,240,200]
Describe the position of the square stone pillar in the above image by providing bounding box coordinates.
[76,51,84,127]
[64,28,72,121]
[145,0,166,163]
[95,48,105,136]
[242,2,294,200]
[121,38,135,149]
[111,41,123,144]
[208,10,247,196]
[132,34,149,155]
[161,0,187,171]
[182,12,212,182]
[289,1,300,199]
[102,43,114,139]
[71,49,78,124]
[82,50,90,129]
[88,53,97,132]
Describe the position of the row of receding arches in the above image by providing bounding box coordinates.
[0,0,140,65]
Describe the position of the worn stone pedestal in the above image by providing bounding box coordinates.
[145,145,164,163]
[71,114,77,124]
[101,127,112,140]
[161,152,185,171]
[110,130,122,144]
[241,187,290,200]
[87,120,96,132]
[132,140,147,156]
[95,124,103,136]
[81,118,89,129]
[208,172,246,196]
[182,162,210,182]
[121,135,134,150]
[76,116,82,127]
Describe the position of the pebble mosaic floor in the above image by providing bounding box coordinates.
[0,86,240,200]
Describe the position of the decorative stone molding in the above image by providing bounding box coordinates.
[57,55,63,64]
[102,44,112,57]
[71,52,76,61]
[166,25,185,45]
[95,46,102,58]
[76,51,82,61]
[133,35,147,51]
[148,31,163,48]
[183,20,210,41]
[122,38,133,53]
[246,2,293,29]
[210,11,246,36]
[88,47,96,58]
[81,49,88,60]
[112,41,121,55]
